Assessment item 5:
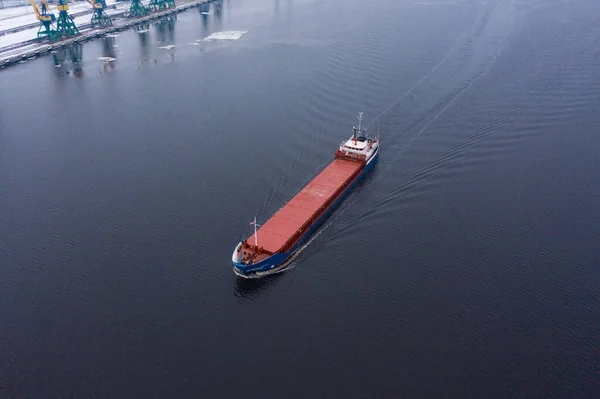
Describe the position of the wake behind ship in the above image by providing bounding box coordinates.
[232,112,379,277]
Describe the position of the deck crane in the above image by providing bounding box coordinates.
[88,0,112,28]
[128,0,149,17]
[28,0,58,41]
[55,0,80,39]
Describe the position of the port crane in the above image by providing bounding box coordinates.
[55,0,80,39]
[147,0,175,12]
[88,0,112,28]
[28,0,58,41]
[128,0,149,17]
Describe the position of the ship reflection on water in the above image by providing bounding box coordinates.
[233,272,284,300]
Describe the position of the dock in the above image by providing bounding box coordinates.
[0,0,212,68]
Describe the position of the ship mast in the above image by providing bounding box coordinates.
[356,111,366,139]
[250,217,260,248]
[352,111,364,144]
[357,111,363,135]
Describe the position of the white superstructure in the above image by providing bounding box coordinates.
[337,112,379,163]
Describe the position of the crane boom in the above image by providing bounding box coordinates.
[28,0,58,40]
[28,0,41,19]
[28,0,55,21]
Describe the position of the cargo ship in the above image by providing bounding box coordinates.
[232,112,379,277]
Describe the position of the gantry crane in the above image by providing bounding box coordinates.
[28,0,58,41]
[55,0,80,39]
[88,0,112,28]
[147,0,163,12]
[129,0,149,17]
[148,0,175,12]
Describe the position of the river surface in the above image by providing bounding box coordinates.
[1,0,599,397]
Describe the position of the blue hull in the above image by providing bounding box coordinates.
[232,149,379,277]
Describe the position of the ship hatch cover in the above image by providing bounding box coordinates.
[247,159,362,253]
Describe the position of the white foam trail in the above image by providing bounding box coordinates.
[366,24,470,130]
[386,0,516,168]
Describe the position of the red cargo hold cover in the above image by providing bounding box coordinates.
[248,159,362,253]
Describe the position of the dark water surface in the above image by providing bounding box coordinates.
[1,0,600,397]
